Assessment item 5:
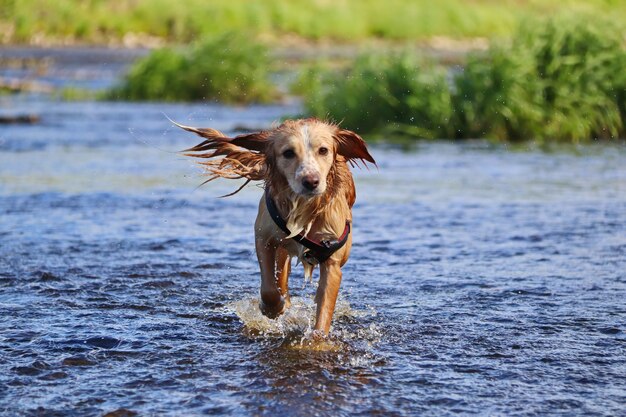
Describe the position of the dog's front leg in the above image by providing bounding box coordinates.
[256,238,286,318]
[275,246,291,309]
[314,260,343,335]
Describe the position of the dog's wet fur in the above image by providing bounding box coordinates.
[178,118,375,336]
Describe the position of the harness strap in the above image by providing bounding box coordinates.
[264,189,350,264]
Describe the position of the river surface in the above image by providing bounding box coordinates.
[1,90,626,416]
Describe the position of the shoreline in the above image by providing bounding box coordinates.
[0,41,478,96]
[0,36,485,66]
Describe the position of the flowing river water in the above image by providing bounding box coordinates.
[1,51,626,416]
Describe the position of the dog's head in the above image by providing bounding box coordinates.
[178,118,375,197]
[264,119,375,197]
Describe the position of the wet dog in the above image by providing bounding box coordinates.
[176,118,375,336]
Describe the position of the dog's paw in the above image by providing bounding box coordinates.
[259,298,286,319]
[309,329,327,341]
[290,330,342,351]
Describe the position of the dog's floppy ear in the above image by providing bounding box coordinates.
[169,118,270,153]
[171,118,271,195]
[334,128,376,167]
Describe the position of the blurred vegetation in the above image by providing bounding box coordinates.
[5,0,626,143]
[55,87,99,101]
[300,15,626,142]
[454,17,626,142]
[3,0,626,44]
[106,33,276,103]
[296,54,454,139]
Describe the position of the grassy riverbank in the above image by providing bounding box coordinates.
[299,15,626,143]
[3,0,626,45]
[107,13,626,142]
[4,2,626,143]
[106,33,276,103]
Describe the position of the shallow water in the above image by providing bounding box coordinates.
[1,95,626,416]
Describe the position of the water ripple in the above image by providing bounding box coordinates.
[1,99,625,416]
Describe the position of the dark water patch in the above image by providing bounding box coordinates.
[102,408,138,417]
[85,337,123,349]
[36,271,62,282]
[62,355,97,367]
[145,238,182,251]
[12,360,50,376]
[598,327,620,335]
[37,371,69,381]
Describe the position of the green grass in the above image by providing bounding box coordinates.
[301,15,626,142]
[55,87,99,101]
[106,33,276,103]
[455,15,626,142]
[3,0,626,44]
[298,53,454,139]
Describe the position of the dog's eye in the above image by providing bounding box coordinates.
[319,147,329,156]
[282,149,295,159]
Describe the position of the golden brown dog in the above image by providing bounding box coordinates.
[176,118,375,336]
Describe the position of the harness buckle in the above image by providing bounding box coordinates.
[321,238,339,249]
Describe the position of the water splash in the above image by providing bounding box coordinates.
[230,297,313,337]
[228,296,374,339]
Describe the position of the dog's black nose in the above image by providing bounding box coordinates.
[302,175,320,191]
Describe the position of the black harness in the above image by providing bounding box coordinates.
[264,189,350,264]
